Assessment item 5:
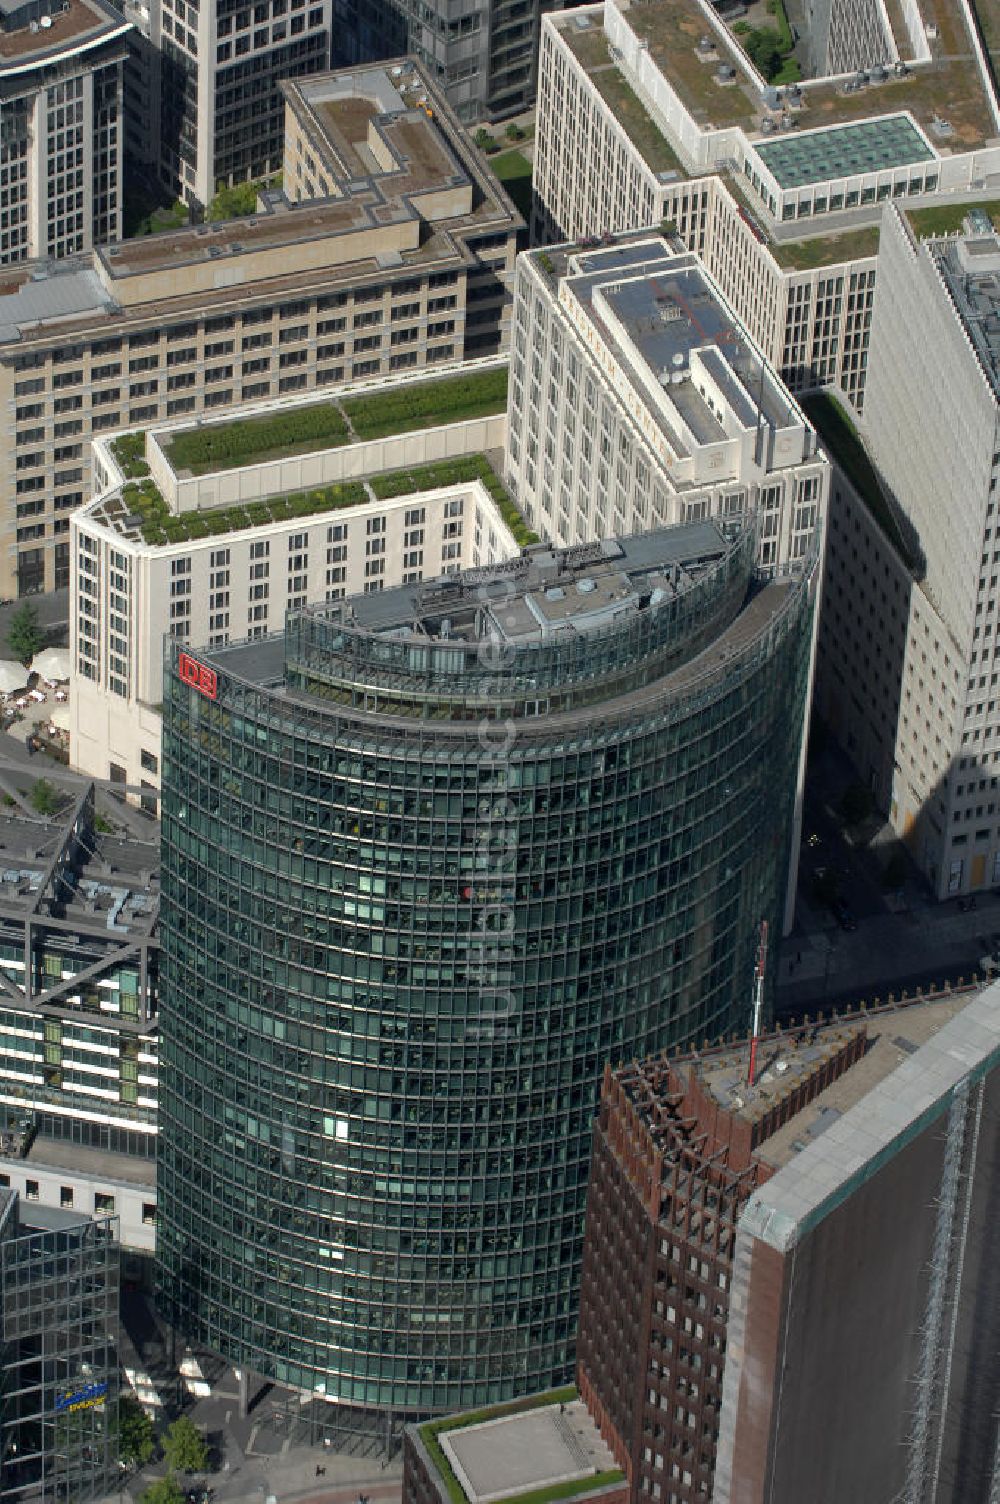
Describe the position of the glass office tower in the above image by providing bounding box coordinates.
[157,521,818,1415]
[0,1190,119,1502]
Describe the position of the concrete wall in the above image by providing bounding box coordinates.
[0,1152,155,1255]
[717,1093,953,1501]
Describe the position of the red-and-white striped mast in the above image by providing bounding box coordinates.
[747,919,769,1087]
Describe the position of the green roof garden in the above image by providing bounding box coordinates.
[906,197,1000,239]
[570,31,686,177]
[415,1387,624,1504]
[755,115,935,190]
[770,222,881,269]
[801,392,913,566]
[103,438,534,548]
[160,366,510,476]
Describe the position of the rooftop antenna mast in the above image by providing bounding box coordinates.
[747,919,769,1087]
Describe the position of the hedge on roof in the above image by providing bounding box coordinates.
[111,432,151,479]
[343,367,509,441]
[369,454,539,546]
[166,403,351,473]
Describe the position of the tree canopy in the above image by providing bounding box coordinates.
[162,1415,209,1474]
[7,603,43,666]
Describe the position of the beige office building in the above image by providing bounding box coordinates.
[853,204,1000,898]
[0,59,519,599]
[70,364,520,797]
[0,0,130,265]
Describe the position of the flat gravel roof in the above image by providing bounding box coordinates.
[439,1400,617,1503]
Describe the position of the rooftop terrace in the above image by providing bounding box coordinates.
[557,241,802,455]
[286,67,461,195]
[564,5,757,130]
[559,0,997,162]
[94,448,531,548]
[0,0,125,63]
[792,59,994,149]
[743,982,1000,1250]
[933,228,1000,401]
[562,23,687,176]
[13,1136,157,1188]
[192,535,806,733]
[309,522,729,647]
[906,194,1000,236]
[619,987,979,1195]
[412,1389,625,1504]
[160,364,508,476]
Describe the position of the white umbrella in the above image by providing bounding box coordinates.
[0,660,30,696]
[48,706,70,732]
[31,648,70,683]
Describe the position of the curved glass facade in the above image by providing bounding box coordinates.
[156,527,818,1415]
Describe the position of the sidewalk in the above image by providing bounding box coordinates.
[115,1448,402,1504]
[777,894,996,1015]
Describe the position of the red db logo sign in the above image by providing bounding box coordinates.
[178,652,217,701]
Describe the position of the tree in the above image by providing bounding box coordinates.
[504,122,524,140]
[474,127,497,152]
[30,779,60,817]
[140,1477,185,1504]
[162,1415,209,1474]
[116,1396,156,1469]
[744,25,783,78]
[7,602,43,666]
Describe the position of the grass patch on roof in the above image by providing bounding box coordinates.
[770,223,880,269]
[589,61,686,177]
[800,393,912,565]
[370,455,539,544]
[109,433,367,544]
[416,1387,622,1504]
[166,403,351,475]
[162,367,509,475]
[906,197,1000,239]
[108,434,534,547]
[342,367,508,441]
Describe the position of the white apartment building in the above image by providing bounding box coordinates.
[71,380,520,798]
[0,0,130,264]
[504,234,828,929]
[859,204,1000,898]
[506,238,829,572]
[537,0,998,230]
[531,0,999,411]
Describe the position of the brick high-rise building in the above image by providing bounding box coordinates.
[577,985,1000,1504]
